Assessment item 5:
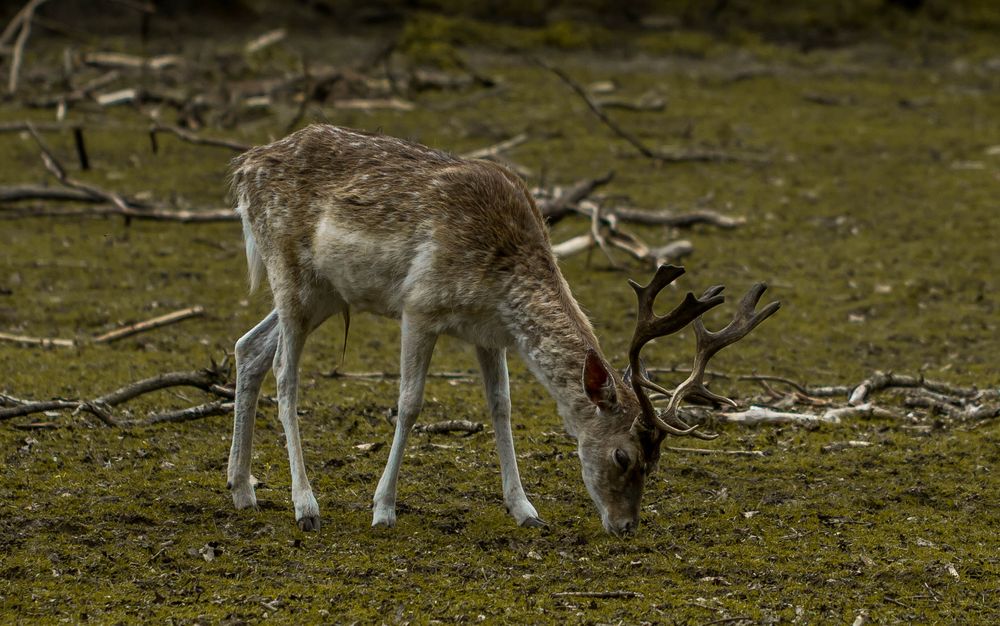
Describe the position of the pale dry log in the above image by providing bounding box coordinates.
[0,331,74,347]
[720,403,893,426]
[94,88,137,107]
[719,406,840,426]
[414,420,484,434]
[551,233,593,258]
[849,371,983,405]
[903,395,999,421]
[92,306,204,343]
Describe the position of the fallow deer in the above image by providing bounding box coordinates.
[226,124,779,535]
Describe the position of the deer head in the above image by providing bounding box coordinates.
[576,265,780,535]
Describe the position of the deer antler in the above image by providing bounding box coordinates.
[628,266,781,440]
[627,265,725,436]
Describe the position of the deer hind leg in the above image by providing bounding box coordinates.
[476,346,545,528]
[228,309,280,511]
[269,284,343,531]
[372,313,438,528]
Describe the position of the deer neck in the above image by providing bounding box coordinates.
[507,276,600,436]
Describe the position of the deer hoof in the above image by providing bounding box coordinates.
[371,505,397,528]
[519,516,548,529]
[231,483,258,511]
[297,515,321,532]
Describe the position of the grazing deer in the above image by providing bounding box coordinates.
[226,124,779,535]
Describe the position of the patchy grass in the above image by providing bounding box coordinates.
[1,23,998,624]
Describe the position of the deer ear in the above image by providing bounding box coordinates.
[582,349,617,411]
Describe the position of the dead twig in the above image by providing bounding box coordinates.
[80,51,183,71]
[6,0,47,94]
[0,331,75,347]
[143,400,233,425]
[323,369,477,383]
[551,590,643,599]
[460,133,529,160]
[537,58,767,165]
[92,306,204,344]
[149,122,249,152]
[665,446,765,457]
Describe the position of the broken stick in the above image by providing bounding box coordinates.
[93,306,205,344]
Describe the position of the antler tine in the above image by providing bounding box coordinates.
[627,267,726,435]
[663,283,781,423]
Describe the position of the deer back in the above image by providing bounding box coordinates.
[229,125,578,344]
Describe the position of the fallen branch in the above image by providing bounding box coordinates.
[610,206,745,229]
[0,185,95,205]
[93,306,204,343]
[1,201,237,222]
[19,123,238,222]
[414,420,483,434]
[719,406,841,426]
[849,371,988,405]
[143,400,233,425]
[0,364,231,424]
[536,172,614,223]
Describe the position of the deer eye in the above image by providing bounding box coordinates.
[612,448,630,470]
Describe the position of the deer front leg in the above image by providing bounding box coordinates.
[228,309,279,511]
[476,346,545,528]
[372,314,437,528]
[273,317,321,531]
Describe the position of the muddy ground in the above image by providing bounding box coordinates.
[1,9,998,624]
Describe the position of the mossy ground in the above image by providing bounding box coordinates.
[1,16,999,624]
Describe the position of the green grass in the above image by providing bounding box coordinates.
[1,22,998,624]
